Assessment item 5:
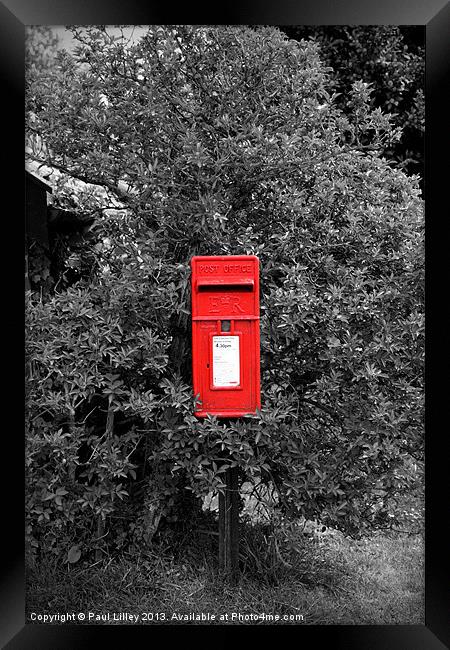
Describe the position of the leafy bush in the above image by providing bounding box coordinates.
[26,25,424,557]
[279,26,425,179]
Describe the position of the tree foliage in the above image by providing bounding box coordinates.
[279,26,425,179]
[26,26,424,557]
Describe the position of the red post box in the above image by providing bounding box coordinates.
[191,255,260,418]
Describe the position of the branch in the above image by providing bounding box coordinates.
[300,397,340,418]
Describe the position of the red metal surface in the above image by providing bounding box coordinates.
[191,255,260,418]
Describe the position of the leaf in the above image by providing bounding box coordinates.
[67,545,81,564]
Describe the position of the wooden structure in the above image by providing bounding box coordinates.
[25,170,53,290]
[26,169,53,247]
[25,169,96,291]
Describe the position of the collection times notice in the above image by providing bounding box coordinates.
[212,336,240,387]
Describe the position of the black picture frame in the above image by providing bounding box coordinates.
[3,1,448,648]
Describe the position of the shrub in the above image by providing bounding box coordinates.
[26,26,424,557]
[279,26,424,179]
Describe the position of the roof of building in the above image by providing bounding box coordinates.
[26,169,53,193]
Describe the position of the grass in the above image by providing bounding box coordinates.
[26,520,424,625]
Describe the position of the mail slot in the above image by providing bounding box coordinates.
[191,255,261,418]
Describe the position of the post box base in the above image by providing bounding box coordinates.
[194,410,257,419]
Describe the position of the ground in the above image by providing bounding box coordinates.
[26,521,423,625]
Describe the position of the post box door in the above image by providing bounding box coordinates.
[191,255,260,417]
[195,319,257,414]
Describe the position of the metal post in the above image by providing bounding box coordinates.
[218,465,239,584]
